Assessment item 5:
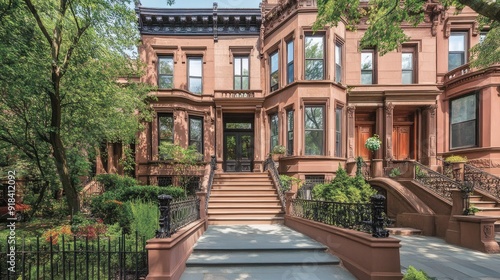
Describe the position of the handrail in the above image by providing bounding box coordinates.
[464,163,500,201]
[264,155,286,210]
[205,155,217,214]
[412,161,461,202]
[156,195,200,238]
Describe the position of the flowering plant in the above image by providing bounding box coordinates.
[272,145,286,155]
[365,134,382,152]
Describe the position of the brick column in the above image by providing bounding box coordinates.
[426,104,437,167]
[384,102,394,161]
[346,106,356,163]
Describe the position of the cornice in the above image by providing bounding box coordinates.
[136,5,261,38]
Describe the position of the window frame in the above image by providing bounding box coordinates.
[335,41,343,83]
[304,105,325,156]
[335,106,343,157]
[304,34,325,80]
[269,50,279,92]
[286,40,294,85]
[233,56,250,90]
[189,116,204,155]
[158,56,174,89]
[287,109,294,156]
[187,56,203,94]
[361,49,376,84]
[450,92,479,150]
[158,113,174,159]
[402,46,417,84]
[270,112,279,151]
[448,32,468,71]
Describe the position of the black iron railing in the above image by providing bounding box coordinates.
[264,155,286,209]
[0,232,147,280]
[290,195,389,237]
[412,161,460,202]
[156,195,200,238]
[205,155,217,213]
[464,164,500,200]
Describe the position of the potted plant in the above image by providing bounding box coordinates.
[445,155,467,181]
[271,145,286,161]
[365,134,382,154]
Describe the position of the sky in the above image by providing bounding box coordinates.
[138,0,262,8]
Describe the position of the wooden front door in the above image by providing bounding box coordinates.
[356,125,373,161]
[392,126,411,160]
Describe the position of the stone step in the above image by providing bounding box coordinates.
[475,208,500,217]
[471,201,498,208]
[185,250,340,266]
[209,201,282,207]
[211,186,276,191]
[210,194,280,200]
[208,205,283,210]
[387,227,422,236]
[208,210,283,216]
[207,217,284,225]
[212,181,273,186]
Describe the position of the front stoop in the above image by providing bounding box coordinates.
[208,172,284,225]
[180,225,356,280]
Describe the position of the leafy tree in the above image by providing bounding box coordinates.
[0,0,153,215]
[315,0,500,67]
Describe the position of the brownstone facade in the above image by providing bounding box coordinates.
[133,0,500,185]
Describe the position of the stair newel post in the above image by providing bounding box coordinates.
[370,194,389,238]
[196,191,207,220]
[285,191,295,215]
[156,194,173,238]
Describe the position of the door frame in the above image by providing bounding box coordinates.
[223,114,254,172]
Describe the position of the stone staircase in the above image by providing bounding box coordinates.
[207,172,284,225]
[181,225,356,279]
[469,192,500,231]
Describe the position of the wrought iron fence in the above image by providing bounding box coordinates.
[412,161,460,202]
[156,195,200,238]
[0,232,147,280]
[290,195,389,237]
[464,164,500,200]
[205,155,217,213]
[264,155,286,209]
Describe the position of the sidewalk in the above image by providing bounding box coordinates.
[397,234,500,280]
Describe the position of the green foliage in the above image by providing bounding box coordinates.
[312,165,377,203]
[315,0,500,67]
[389,168,402,178]
[272,145,286,155]
[279,175,303,193]
[444,155,468,163]
[403,265,432,280]
[365,134,382,152]
[355,156,365,177]
[95,174,138,192]
[415,165,428,179]
[119,185,185,202]
[128,200,160,239]
[89,192,133,233]
[159,142,203,193]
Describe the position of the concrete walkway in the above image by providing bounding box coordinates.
[398,234,500,280]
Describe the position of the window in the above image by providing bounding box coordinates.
[361,49,375,84]
[158,56,174,89]
[402,48,416,84]
[450,93,478,149]
[158,113,174,158]
[188,57,202,94]
[304,106,324,155]
[480,31,487,44]
[234,56,249,90]
[158,176,173,187]
[287,110,294,155]
[189,116,203,154]
[270,51,279,92]
[335,107,342,157]
[448,32,467,71]
[305,35,324,80]
[270,113,279,151]
[287,40,294,85]
[335,42,343,83]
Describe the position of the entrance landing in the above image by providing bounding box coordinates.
[181,225,356,280]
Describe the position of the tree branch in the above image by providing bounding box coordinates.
[23,0,52,45]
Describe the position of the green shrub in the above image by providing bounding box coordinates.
[279,175,302,193]
[444,155,467,163]
[89,192,133,233]
[128,200,160,239]
[312,165,376,203]
[95,174,137,192]
[389,168,401,178]
[119,185,185,201]
[404,265,432,280]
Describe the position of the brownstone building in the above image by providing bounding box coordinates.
[133,0,500,186]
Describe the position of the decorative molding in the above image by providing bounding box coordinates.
[347,106,356,118]
[427,104,437,117]
[385,102,394,117]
